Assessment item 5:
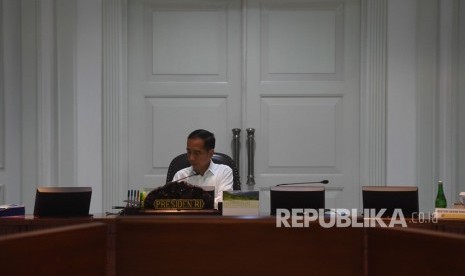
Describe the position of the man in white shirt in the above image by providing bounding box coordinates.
[172,129,233,209]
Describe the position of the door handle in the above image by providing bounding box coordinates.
[232,128,241,177]
[246,128,256,186]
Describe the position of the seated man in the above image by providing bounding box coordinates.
[172,129,233,209]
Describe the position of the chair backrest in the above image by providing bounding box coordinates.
[166,152,241,190]
[362,186,419,217]
[270,186,325,215]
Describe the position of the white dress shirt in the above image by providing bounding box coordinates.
[172,161,233,208]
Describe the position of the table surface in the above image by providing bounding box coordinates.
[2,213,465,227]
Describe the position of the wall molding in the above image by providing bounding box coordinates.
[458,0,465,195]
[1,0,21,206]
[0,0,4,169]
[102,0,128,211]
[360,0,387,186]
[416,0,438,212]
[56,0,77,188]
[21,0,40,211]
[437,0,459,203]
[37,0,58,188]
[20,0,78,211]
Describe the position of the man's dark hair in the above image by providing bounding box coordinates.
[188,129,215,151]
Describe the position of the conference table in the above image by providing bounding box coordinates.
[1,213,465,276]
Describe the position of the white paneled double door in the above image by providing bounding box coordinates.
[128,0,360,211]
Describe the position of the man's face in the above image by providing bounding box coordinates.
[186,138,213,174]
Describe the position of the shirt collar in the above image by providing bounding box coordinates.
[191,160,218,176]
[206,160,218,175]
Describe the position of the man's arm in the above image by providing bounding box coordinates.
[215,166,233,204]
[172,171,181,182]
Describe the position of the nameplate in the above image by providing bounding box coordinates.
[222,191,259,216]
[154,199,205,210]
[0,204,25,217]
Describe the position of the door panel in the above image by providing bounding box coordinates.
[128,0,242,188]
[246,0,360,210]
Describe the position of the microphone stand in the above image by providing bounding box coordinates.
[276,180,329,186]
[168,171,199,184]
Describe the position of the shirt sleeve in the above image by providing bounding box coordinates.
[215,166,234,205]
[172,171,181,182]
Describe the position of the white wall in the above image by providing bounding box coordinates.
[0,0,21,204]
[386,0,463,211]
[1,0,104,213]
[458,2,465,195]
[415,0,439,212]
[386,0,417,186]
[76,0,102,213]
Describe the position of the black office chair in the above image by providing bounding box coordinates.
[165,152,241,190]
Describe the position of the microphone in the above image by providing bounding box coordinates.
[276,180,329,186]
[169,171,199,183]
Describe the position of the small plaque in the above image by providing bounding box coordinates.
[222,191,259,216]
[154,199,205,210]
[144,181,214,210]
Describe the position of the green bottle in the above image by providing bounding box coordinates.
[435,181,447,208]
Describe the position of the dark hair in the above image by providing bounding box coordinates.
[188,129,215,150]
